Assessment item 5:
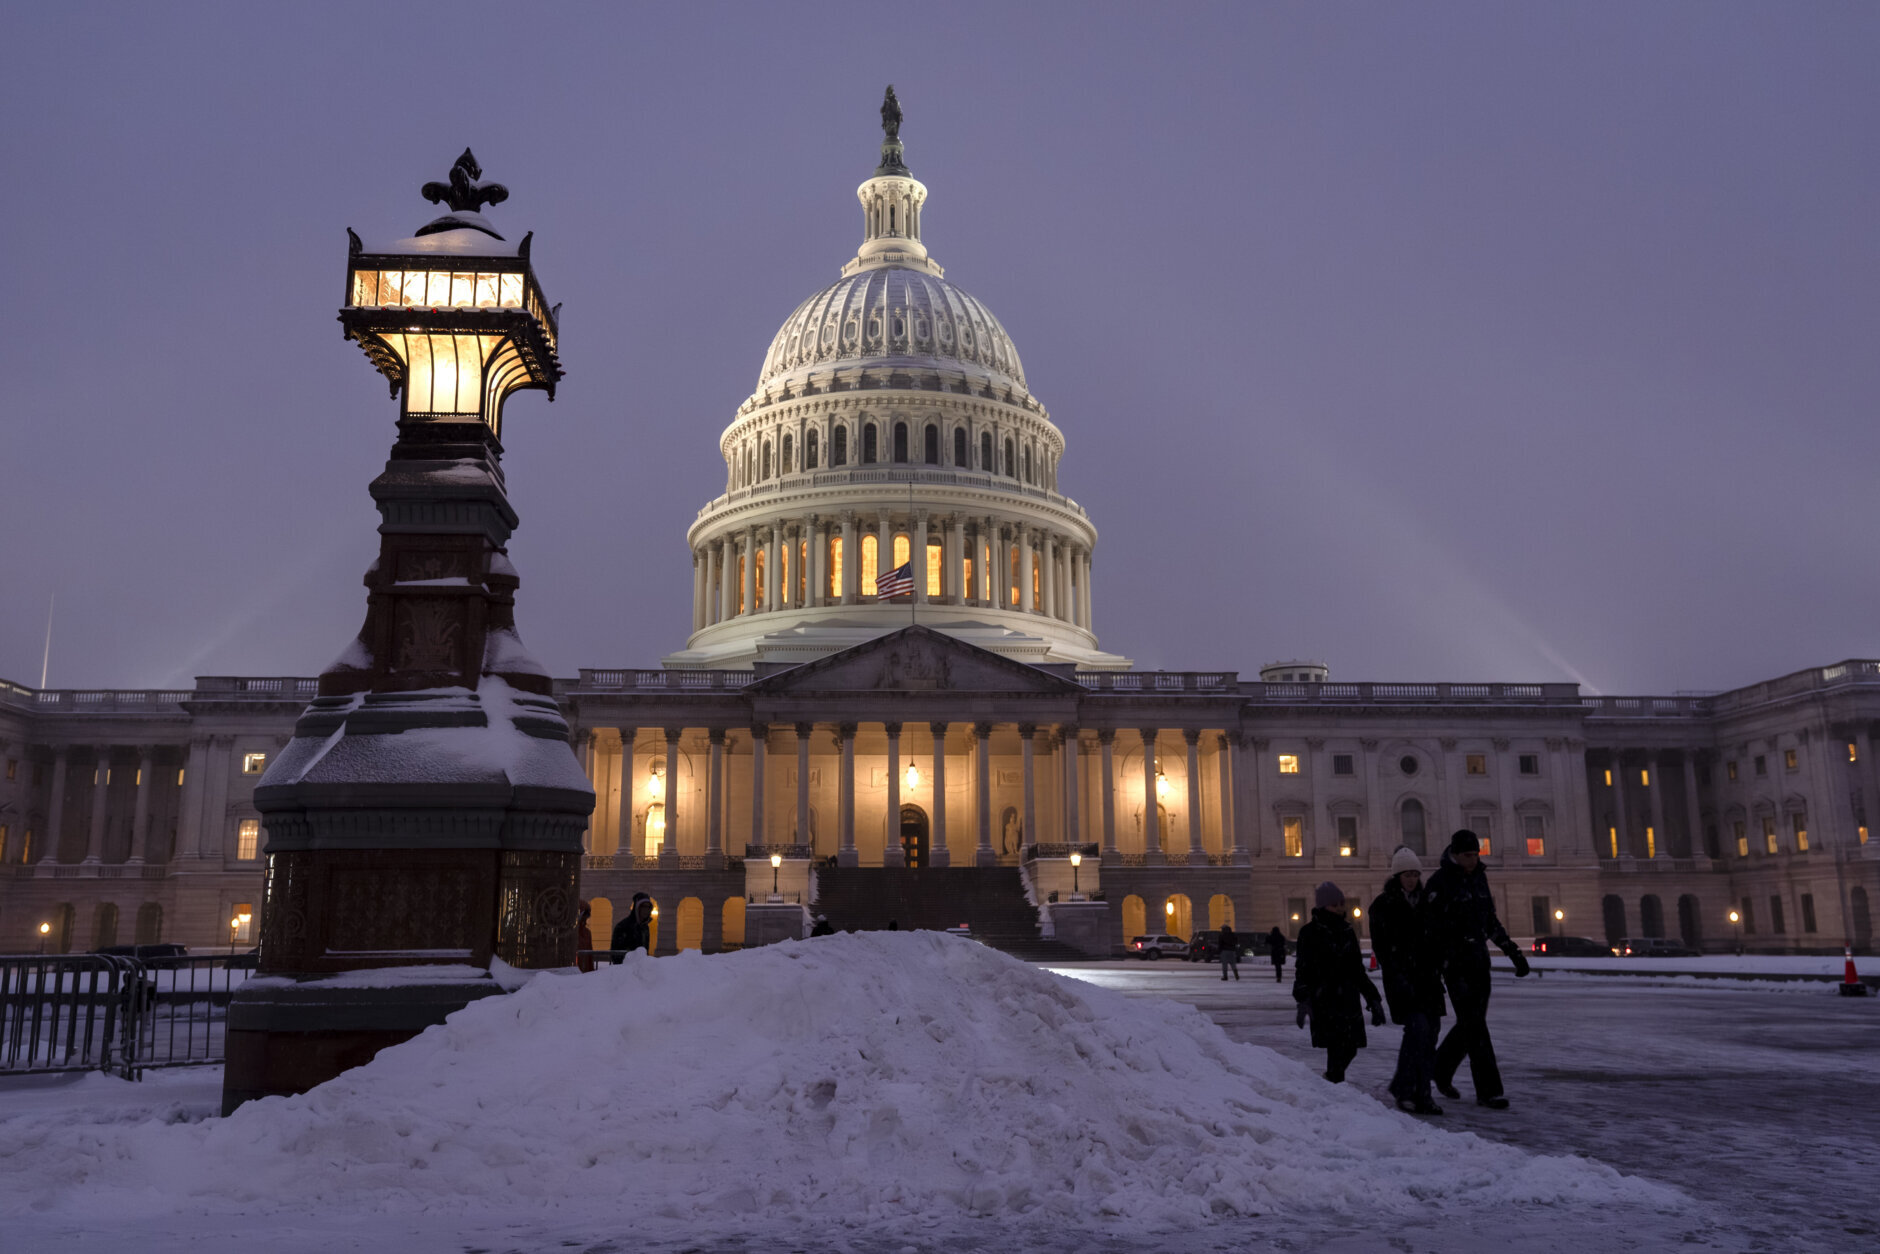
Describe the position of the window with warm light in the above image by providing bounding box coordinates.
[1784,748,1799,772]
[1283,816,1303,857]
[236,819,260,861]
[828,535,844,597]
[1639,768,1650,787]
[1643,826,1654,858]
[1523,814,1545,857]
[1466,755,1486,776]
[1848,741,1859,763]
[645,803,667,856]
[1277,754,1300,775]
[861,534,879,596]
[1762,816,1778,855]
[1860,825,1870,845]
[1726,760,1737,781]
[176,768,186,786]
[1735,821,1748,857]
[1608,826,1619,858]
[1604,768,1613,787]
[1336,815,1357,857]
[926,542,942,597]
[241,753,267,775]
[231,905,254,943]
[1792,814,1808,852]
[0,825,7,862]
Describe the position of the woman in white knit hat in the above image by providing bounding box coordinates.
[1368,846,1447,1113]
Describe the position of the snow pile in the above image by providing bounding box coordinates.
[0,934,1681,1234]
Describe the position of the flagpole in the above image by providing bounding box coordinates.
[39,592,54,690]
[909,481,916,627]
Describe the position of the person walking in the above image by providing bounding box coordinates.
[610,892,653,962]
[810,914,835,936]
[1424,830,1530,1109]
[1267,925,1288,983]
[1368,847,1445,1114]
[575,900,595,974]
[1292,882,1386,1083]
[1218,922,1241,981]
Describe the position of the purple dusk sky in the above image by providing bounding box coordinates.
[1,4,1873,696]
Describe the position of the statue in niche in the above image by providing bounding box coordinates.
[881,86,902,141]
[1000,806,1021,855]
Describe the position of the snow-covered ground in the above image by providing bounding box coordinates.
[1,936,1870,1252]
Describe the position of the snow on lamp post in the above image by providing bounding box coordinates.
[225,150,593,1115]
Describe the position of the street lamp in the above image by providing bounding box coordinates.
[1729,909,1742,954]
[771,851,782,896]
[37,921,49,955]
[1069,850,1082,895]
[228,915,242,958]
[905,762,919,792]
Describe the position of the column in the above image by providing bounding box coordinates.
[1140,729,1164,863]
[1079,550,1093,628]
[706,729,725,859]
[929,722,950,866]
[836,723,858,866]
[795,723,812,849]
[718,538,736,623]
[985,516,999,606]
[618,729,636,856]
[913,512,928,603]
[1359,738,1381,861]
[127,744,156,864]
[741,527,758,618]
[877,513,894,595]
[83,746,110,864]
[173,738,205,865]
[1041,535,1056,619]
[1682,752,1704,859]
[1645,751,1667,859]
[39,746,69,864]
[1099,729,1117,856]
[660,727,681,866]
[1063,729,1082,846]
[949,516,965,603]
[1183,729,1203,864]
[840,514,858,604]
[1221,733,1249,865]
[1020,724,1037,851]
[691,551,705,630]
[1246,738,1268,857]
[764,527,780,613]
[883,722,904,867]
[974,722,995,865]
[1857,726,1879,840]
[1019,529,1035,613]
[749,725,767,853]
[808,517,825,608]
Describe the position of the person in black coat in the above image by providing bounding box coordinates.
[1266,926,1288,983]
[610,892,653,963]
[1368,846,1447,1114]
[1218,923,1240,981]
[1423,830,1531,1108]
[1292,882,1385,1083]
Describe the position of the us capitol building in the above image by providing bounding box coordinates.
[2,96,1875,960]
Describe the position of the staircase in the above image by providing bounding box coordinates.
[813,867,1091,963]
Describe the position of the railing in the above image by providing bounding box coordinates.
[583,854,730,871]
[0,953,250,1080]
[694,467,1088,521]
[1077,672,1234,693]
[1581,695,1712,718]
[1021,842,1100,862]
[574,669,749,690]
[1243,681,1581,704]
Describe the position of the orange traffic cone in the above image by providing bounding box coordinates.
[1840,945,1868,997]
[1369,950,1378,971]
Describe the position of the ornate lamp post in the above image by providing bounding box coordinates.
[1069,849,1082,896]
[1729,909,1742,955]
[37,921,49,955]
[771,851,783,897]
[224,150,593,1114]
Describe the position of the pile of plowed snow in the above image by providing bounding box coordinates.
[0,933,1679,1232]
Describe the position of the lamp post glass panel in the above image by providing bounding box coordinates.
[1069,850,1081,895]
[771,851,782,896]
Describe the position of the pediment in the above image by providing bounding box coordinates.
[748,625,1085,695]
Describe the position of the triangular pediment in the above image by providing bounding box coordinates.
[747,625,1087,695]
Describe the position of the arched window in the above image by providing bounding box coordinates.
[91,902,119,950]
[1639,894,1664,939]
[1601,894,1627,947]
[861,534,879,596]
[923,423,939,464]
[980,431,993,471]
[1400,799,1426,855]
[134,901,163,945]
[761,441,771,480]
[1023,444,1033,483]
[1676,894,1703,949]
[889,204,897,234]
[1207,894,1235,933]
[954,427,968,467]
[1004,438,1016,478]
[1164,893,1193,942]
[832,426,847,467]
[1121,894,1146,943]
[862,422,878,464]
[892,421,908,462]
[781,433,793,473]
[676,897,704,952]
[722,897,746,948]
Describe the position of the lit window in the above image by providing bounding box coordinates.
[1466,755,1486,776]
[1469,817,1491,856]
[1763,816,1778,855]
[1332,754,1353,776]
[1784,749,1798,771]
[1603,768,1613,787]
[1283,816,1303,857]
[1861,825,1870,845]
[134,768,142,786]
[0,825,7,861]
[828,536,844,597]
[926,542,941,598]
[1277,754,1300,775]
[236,819,260,861]
[861,534,879,597]
[1518,754,1539,776]
[176,768,186,786]
[1734,821,1748,858]
[1850,742,1859,763]
[1640,769,1650,787]
[230,904,254,943]
[1644,826,1655,858]
[241,753,268,775]
[1523,814,1545,857]
[1336,815,1357,856]
[1608,826,1619,858]
[1793,814,1808,852]
[1726,761,1737,781]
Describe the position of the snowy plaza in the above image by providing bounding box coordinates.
[1,938,1874,1253]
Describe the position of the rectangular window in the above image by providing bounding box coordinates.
[1283,816,1303,857]
[236,819,260,860]
[828,535,843,597]
[962,555,974,600]
[1640,768,1650,787]
[1608,826,1619,858]
[1769,895,1786,934]
[1763,816,1778,855]
[241,753,268,776]
[1518,754,1539,776]
[1277,754,1300,775]
[1754,756,1767,776]
[1784,748,1799,772]
[1741,898,1756,935]
[1645,825,1656,858]
[176,768,186,786]
[1792,814,1808,852]
[134,768,142,787]
[1467,816,1491,856]
[1524,814,1545,857]
[926,541,942,598]
[231,904,254,943]
[1531,896,1552,936]
[0,825,7,862]
[1850,742,1860,763]
[1604,768,1613,787]
[1734,820,1748,858]
[1801,894,1818,934]
[1727,761,1738,781]
[1466,754,1486,776]
[1332,754,1353,776]
[1336,815,1356,857]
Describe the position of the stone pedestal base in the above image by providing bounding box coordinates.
[223,971,502,1114]
[743,902,809,947]
[1046,900,1113,958]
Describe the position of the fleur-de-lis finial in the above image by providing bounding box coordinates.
[421,149,509,215]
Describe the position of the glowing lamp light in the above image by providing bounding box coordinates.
[769,851,782,896]
[1339,845,1353,857]
[905,763,919,791]
[38,922,50,935]
[647,763,664,798]
[1069,850,1082,894]
[1728,910,1740,923]
[1351,907,1361,919]
[1155,771,1169,798]
[1069,851,1082,867]
[1165,901,1175,916]
[1290,913,1300,922]
[1554,909,1565,922]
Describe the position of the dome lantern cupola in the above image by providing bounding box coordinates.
[844,86,941,279]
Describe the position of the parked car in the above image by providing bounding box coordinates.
[1186,934,1221,962]
[1530,936,1611,958]
[1130,934,1188,960]
[1617,937,1702,958]
[92,943,190,968]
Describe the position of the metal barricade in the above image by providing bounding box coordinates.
[128,955,249,1076]
[0,953,142,1078]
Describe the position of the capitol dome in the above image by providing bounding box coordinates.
[758,267,1028,400]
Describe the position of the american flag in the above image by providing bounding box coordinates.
[875,561,916,599]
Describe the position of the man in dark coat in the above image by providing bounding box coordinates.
[1266,926,1288,983]
[1368,846,1446,1113]
[1218,923,1240,981]
[1424,830,1530,1108]
[610,892,653,963]
[1292,882,1385,1083]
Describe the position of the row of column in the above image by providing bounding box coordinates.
[597,724,1247,867]
[33,745,168,865]
[691,514,1093,631]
